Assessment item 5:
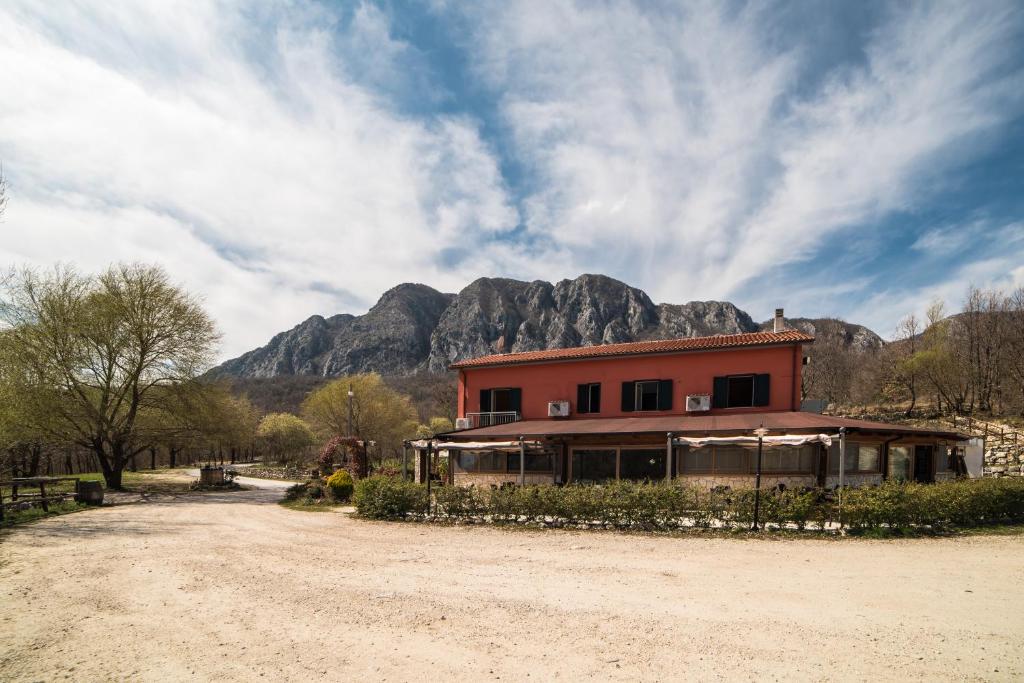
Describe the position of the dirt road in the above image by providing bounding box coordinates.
[2,479,1022,682]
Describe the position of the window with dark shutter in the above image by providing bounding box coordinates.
[635,381,660,411]
[713,377,728,408]
[713,374,769,408]
[480,389,492,413]
[509,388,522,414]
[657,379,673,410]
[726,375,755,408]
[753,374,770,406]
[577,383,601,413]
[621,382,636,412]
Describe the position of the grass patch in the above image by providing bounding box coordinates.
[1,500,90,528]
[279,498,345,513]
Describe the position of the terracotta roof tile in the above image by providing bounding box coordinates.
[449,329,815,369]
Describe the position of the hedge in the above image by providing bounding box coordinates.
[352,476,1024,533]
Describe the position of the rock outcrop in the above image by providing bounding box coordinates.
[211,274,873,378]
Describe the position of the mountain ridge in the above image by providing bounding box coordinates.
[210,274,882,379]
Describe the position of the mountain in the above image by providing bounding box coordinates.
[212,283,454,378]
[758,317,883,352]
[210,274,872,379]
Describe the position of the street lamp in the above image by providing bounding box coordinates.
[347,384,354,437]
[752,426,769,531]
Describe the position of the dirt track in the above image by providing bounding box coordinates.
[2,477,1023,682]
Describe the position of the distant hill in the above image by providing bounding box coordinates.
[209,274,881,379]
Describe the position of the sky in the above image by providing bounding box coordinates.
[2,0,1023,361]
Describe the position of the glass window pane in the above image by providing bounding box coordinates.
[506,452,519,471]
[589,384,601,413]
[715,446,749,473]
[888,446,911,481]
[620,449,666,481]
[525,454,552,472]
[858,445,880,472]
[572,449,617,483]
[457,452,478,471]
[800,446,816,472]
[682,447,712,472]
[636,382,659,411]
[726,376,754,408]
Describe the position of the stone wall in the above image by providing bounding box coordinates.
[985,444,1024,477]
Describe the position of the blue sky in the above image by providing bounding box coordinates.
[1,1,1023,360]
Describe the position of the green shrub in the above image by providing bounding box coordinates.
[353,476,428,519]
[325,469,354,502]
[349,475,1024,532]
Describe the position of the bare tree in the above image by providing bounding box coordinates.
[0,263,220,488]
[0,163,7,219]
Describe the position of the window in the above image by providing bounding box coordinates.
[712,374,770,409]
[507,453,555,472]
[828,442,881,474]
[760,446,816,473]
[571,449,617,483]
[636,381,660,411]
[456,449,553,473]
[456,452,478,471]
[577,383,601,414]
[621,379,673,411]
[679,445,815,474]
[935,445,952,472]
[481,387,521,413]
[619,449,666,481]
[888,446,911,481]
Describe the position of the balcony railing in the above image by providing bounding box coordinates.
[466,411,520,428]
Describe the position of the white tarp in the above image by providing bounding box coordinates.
[408,440,544,451]
[672,433,836,448]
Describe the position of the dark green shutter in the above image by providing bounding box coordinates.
[657,379,673,410]
[713,377,728,408]
[591,384,601,413]
[480,389,492,413]
[621,382,636,412]
[577,384,589,413]
[754,374,770,406]
[509,388,522,414]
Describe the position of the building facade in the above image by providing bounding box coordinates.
[435,322,965,489]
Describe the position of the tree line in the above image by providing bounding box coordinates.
[803,286,1024,417]
[0,263,453,488]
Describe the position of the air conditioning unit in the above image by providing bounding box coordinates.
[455,417,473,430]
[547,400,570,418]
[686,394,711,412]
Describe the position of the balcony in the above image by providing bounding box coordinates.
[466,411,520,428]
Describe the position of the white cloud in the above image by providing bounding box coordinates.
[460,1,1023,310]
[0,1,520,359]
[1,0,1021,360]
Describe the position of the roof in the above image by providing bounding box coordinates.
[449,329,815,369]
[441,412,966,441]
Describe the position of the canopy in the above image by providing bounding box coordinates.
[407,439,544,451]
[672,433,836,448]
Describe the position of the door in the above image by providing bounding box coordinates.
[913,445,934,483]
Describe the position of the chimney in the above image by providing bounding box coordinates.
[773,308,785,333]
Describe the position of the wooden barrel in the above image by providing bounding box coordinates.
[199,467,225,485]
[76,480,104,505]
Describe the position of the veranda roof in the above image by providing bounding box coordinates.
[672,434,836,448]
[441,412,966,441]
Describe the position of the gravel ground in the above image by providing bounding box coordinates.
[1,475,1023,682]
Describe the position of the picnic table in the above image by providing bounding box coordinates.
[0,476,82,521]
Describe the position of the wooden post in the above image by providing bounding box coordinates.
[519,437,525,486]
[39,481,49,512]
[665,432,673,482]
[838,428,846,528]
[426,442,433,515]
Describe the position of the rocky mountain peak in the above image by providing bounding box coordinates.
[210,274,882,379]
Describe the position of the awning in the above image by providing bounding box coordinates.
[672,433,836,448]
[407,439,545,451]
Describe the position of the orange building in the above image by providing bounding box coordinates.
[431,312,965,489]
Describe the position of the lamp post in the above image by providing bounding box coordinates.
[752,426,769,531]
[347,384,354,437]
